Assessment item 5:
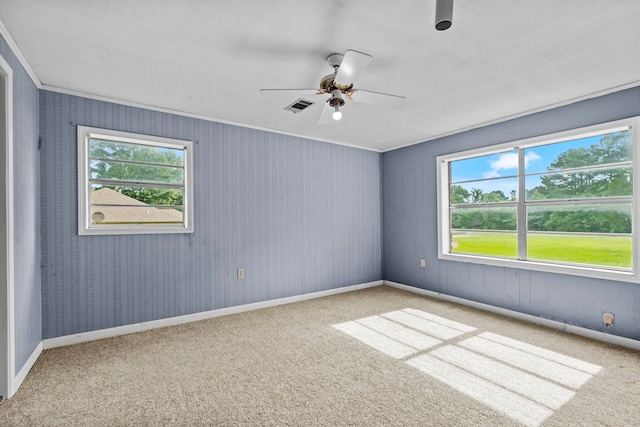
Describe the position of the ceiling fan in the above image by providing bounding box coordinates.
[260,49,406,125]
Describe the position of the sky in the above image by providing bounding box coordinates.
[450,133,618,197]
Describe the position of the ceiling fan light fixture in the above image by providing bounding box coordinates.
[332,105,342,121]
[329,89,345,121]
[435,0,454,31]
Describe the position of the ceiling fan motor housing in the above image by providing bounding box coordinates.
[320,77,354,107]
[329,89,345,107]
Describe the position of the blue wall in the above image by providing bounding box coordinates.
[39,92,382,339]
[382,86,640,341]
[0,35,41,374]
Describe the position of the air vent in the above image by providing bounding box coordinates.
[284,98,314,114]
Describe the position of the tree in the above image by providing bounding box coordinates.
[526,185,549,201]
[452,207,516,231]
[528,209,631,234]
[538,131,631,199]
[450,185,470,204]
[483,190,508,203]
[470,188,484,203]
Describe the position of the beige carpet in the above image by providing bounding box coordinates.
[1,286,639,426]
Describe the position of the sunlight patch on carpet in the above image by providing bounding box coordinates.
[479,332,602,375]
[458,336,594,389]
[332,321,422,359]
[333,308,602,427]
[401,308,476,333]
[355,316,441,351]
[381,310,473,340]
[407,354,553,427]
[428,345,575,410]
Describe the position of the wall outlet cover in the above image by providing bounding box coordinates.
[602,312,614,326]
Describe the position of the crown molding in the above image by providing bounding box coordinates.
[0,18,41,88]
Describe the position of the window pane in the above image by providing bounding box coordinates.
[450,150,518,183]
[527,203,631,234]
[524,129,631,174]
[91,185,183,207]
[527,202,632,269]
[527,234,632,269]
[90,159,184,185]
[451,231,517,258]
[525,166,632,200]
[89,139,184,166]
[90,186,184,225]
[452,206,517,231]
[450,179,518,204]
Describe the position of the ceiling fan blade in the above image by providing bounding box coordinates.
[317,100,334,125]
[334,50,372,87]
[350,89,406,109]
[260,88,319,96]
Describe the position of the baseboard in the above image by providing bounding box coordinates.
[43,280,383,350]
[11,341,43,398]
[384,280,640,351]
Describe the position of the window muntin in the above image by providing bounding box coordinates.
[78,126,193,235]
[438,119,638,281]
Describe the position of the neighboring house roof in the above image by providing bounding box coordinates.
[90,187,183,225]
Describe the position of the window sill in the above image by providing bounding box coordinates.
[438,252,639,284]
[79,225,193,236]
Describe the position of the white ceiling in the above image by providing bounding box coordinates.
[1,0,640,152]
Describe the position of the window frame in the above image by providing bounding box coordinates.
[77,126,194,236]
[437,117,640,283]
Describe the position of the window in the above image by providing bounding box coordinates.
[78,126,193,235]
[437,118,639,282]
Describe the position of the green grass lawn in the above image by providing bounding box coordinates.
[451,232,632,268]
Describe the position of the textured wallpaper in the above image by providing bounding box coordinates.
[39,92,382,339]
[382,86,640,341]
[0,34,41,375]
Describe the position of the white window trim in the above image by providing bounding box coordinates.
[437,117,640,283]
[77,126,194,236]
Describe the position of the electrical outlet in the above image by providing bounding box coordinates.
[602,312,614,327]
[420,259,426,268]
[237,268,244,279]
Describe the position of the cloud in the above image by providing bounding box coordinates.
[482,151,541,178]
[482,170,502,179]
[524,151,541,166]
